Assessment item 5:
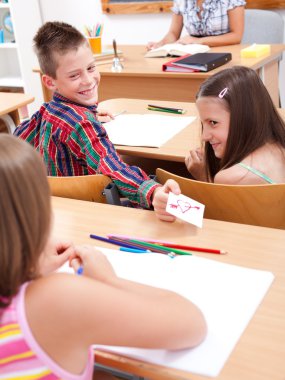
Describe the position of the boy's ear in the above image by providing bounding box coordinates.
[42,74,57,90]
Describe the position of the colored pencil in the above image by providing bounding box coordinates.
[107,234,227,255]
[89,234,148,250]
[147,104,184,112]
[89,234,175,255]
[109,237,192,256]
[147,107,184,115]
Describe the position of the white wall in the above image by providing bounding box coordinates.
[39,0,172,46]
[31,1,284,107]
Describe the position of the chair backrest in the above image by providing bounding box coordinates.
[48,174,112,203]
[242,9,284,44]
[156,168,285,229]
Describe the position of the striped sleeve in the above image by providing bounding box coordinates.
[71,115,160,208]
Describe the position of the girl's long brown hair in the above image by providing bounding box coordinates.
[196,66,285,181]
[0,135,51,308]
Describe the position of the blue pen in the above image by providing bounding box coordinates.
[120,247,149,254]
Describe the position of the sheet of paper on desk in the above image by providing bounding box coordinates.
[59,248,273,377]
[89,248,274,378]
[103,114,196,147]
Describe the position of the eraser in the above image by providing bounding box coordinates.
[241,44,271,58]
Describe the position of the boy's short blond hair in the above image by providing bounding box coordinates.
[33,21,88,78]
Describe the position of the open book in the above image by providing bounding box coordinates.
[145,43,210,58]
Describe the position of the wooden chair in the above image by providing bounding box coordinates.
[156,168,285,229]
[48,174,114,203]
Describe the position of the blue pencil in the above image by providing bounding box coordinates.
[90,233,145,250]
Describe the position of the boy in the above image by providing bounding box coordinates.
[14,21,160,208]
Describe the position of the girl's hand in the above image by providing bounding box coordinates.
[152,180,181,222]
[177,35,200,45]
[39,239,75,275]
[185,148,206,180]
[97,109,115,123]
[70,246,116,282]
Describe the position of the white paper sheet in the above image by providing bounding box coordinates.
[103,114,196,147]
[60,248,274,377]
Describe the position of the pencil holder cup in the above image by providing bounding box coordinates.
[88,37,102,55]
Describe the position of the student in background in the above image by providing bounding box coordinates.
[147,0,245,50]
[14,21,160,209]
[153,66,285,222]
[0,135,206,379]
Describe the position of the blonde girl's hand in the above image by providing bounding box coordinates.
[70,246,116,282]
[97,109,115,123]
[39,239,75,275]
[185,148,206,180]
[152,180,181,222]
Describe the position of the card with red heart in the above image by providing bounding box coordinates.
[166,192,205,227]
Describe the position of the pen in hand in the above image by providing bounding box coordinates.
[113,110,126,117]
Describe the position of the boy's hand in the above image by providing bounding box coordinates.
[152,180,181,222]
[70,246,116,282]
[39,239,75,275]
[97,109,115,123]
[185,148,206,181]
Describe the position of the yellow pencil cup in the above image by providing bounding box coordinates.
[88,37,102,55]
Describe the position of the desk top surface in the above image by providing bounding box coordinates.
[99,98,200,161]
[52,196,285,380]
[0,92,34,116]
[33,44,285,78]
[97,44,285,77]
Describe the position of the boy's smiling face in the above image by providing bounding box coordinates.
[44,43,100,106]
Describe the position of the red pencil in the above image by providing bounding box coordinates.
[107,235,227,255]
[157,243,227,255]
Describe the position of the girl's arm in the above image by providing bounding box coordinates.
[147,14,183,50]
[178,6,245,47]
[26,248,206,372]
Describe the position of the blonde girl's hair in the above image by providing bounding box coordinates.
[0,135,51,308]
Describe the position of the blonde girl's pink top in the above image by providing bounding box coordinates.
[0,283,94,379]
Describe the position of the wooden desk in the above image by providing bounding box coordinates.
[34,44,285,107]
[99,98,200,163]
[0,92,34,133]
[52,196,285,380]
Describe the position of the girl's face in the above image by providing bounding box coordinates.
[196,97,230,159]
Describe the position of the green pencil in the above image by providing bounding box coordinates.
[128,238,192,256]
[147,106,185,115]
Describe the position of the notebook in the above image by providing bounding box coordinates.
[162,55,199,72]
[169,52,232,72]
[145,43,210,58]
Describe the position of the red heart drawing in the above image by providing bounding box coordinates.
[177,200,200,214]
[177,200,192,213]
